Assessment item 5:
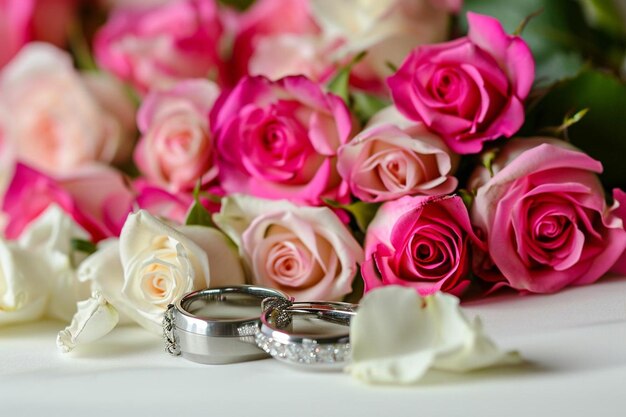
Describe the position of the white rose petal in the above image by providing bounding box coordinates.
[77,239,135,327]
[348,286,521,384]
[56,291,120,353]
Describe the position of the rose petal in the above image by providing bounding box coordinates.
[56,291,120,353]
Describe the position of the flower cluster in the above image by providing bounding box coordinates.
[0,0,624,352]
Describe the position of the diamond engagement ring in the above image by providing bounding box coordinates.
[255,300,357,370]
[163,285,291,364]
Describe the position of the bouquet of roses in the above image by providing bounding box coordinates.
[1,0,625,372]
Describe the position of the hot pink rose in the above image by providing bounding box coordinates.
[0,43,134,175]
[338,107,458,202]
[133,180,222,225]
[0,0,76,68]
[210,75,353,205]
[388,12,534,154]
[94,0,225,93]
[134,79,220,192]
[214,195,363,301]
[471,138,626,293]
[363,195,482,296]
[2,163,133,242]
[610,189,626,275]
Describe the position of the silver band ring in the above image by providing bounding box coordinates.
[255,300,357,370]
[163,285,291,364]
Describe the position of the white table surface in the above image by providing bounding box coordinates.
[2,275,626,417]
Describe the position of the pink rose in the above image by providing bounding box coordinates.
[0,43,134,175]
[610,189,626,275]
[2,163,133,242]
[338,107,458,202]
[230,0,318,83]
[214,195,363,301]
[362,195,482,296]
[94,0,225,93]
[134,183,193,225]
[210,75,353,205]
[133,180,222,225]
[0,0,76,67]
[134,79,220,192]
[387,12,534,154]
[471,138,626,293]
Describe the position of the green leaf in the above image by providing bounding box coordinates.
[351,92,389,125]
[524,69,626,188]
[457,189,475,209]
[71,238,97,255]
[327,51,367,103]
[185,201,215,227]
[324,199,381,233]
[481,149,498,177]
[578,0,625,37]
[184,180,216,227]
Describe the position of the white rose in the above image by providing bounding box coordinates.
[348,286,521,384]
[78,210,245,334]
[214,195,363,301]
[0,239,48,326]
[310,0,456,79]
[17,204,92,322]
[0,43,131,175]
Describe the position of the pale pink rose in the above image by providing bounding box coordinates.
[310,0,460,94]
[2,163,133,242]
[210,75,353,205]
[134,79,220,192]
[362,195,482,296]
[471,138,626,293]
[0,43,133,175]
[338,107,458,202]
[0,0,76,68]
[94,0,225,93]
[248,34,338,82]
[388,12,534,154]
[610,189,626,275]
[81,72,137,165]
[214,195,363,301]
[230,0,318,83]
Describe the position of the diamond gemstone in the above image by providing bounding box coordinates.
[255,332,351,365]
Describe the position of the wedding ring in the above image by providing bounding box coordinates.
[255,300,357,370]
[163,286,291,364]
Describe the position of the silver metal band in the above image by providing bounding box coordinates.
[163,285,291,364]
[255,300,357,370]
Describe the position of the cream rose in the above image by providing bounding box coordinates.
[214,195,363,301]
[0,43,133,175]
[78,210,245,334]
[338,107,458,202]
[310,0,458,80]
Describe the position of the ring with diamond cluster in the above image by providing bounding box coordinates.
[163,286,291,364]
[255,299,357,370]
